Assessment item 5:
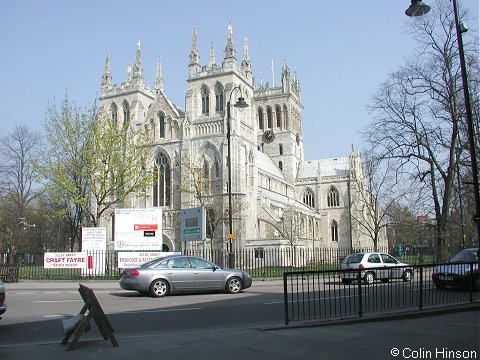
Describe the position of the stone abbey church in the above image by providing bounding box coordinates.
[99,23,386,253]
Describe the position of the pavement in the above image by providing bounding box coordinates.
[0,282,479,360]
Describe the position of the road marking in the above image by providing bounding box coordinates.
[44,314,77,318]
[121,307,202,314]
[35,300,84,303]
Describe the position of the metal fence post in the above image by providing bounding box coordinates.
[357,269,363,318]
[469,262,474,303]
[283,272,289,325]
[418,265,423,311]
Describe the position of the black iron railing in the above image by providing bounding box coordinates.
[283,263,480,325]
[0,246,437,281]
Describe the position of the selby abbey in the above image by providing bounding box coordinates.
[98,22,386,253]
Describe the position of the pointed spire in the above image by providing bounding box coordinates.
[240,36,252,79]
[126,64,132,83]
[132,40,143,85]
[154,55,164,93]
[208,42,215,67]
[271,59,275,87]
[189,27,200,65]
[224,20,235,59]
[293,68,300,94]
[243,37,250,62]
[101,49,112,88]
[282,59,291,93]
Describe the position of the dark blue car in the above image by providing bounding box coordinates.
[0,280,6,318]
[432,248,479,290]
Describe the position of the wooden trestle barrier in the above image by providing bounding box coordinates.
[61,284,119,351]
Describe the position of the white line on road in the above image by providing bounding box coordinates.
[120,307,202,314]
[35,300,84,303]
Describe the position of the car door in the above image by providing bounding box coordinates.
[163,257,195,290]
[367,253,386,279]
[380,254,401,279]
[190,257,225,290]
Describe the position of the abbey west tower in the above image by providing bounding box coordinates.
[99,22,387,253]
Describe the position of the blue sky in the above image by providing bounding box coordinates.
[1,0,478,160]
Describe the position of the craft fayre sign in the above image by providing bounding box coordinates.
[117,252,180,268]
[114,208,163,250]
[44,252,86,269]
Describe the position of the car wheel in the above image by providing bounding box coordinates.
[403,270,413,282]
[226,277,243,294]
[150,279,169,297]
[341,279,352,285]
[363,272,375,285]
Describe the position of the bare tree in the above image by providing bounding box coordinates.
[349,154,401,251]
[178,153,233,250]
[365,0,479,260]
[0,126,42,253]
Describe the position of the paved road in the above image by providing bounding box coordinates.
[0,280,479,360]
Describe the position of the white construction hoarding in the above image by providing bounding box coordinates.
[114,208,163,250]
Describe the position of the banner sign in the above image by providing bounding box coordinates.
[117,252,181,268]
[44,252,86,269]
[114,208,163,250]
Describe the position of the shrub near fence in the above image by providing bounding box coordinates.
[0,247,435,281]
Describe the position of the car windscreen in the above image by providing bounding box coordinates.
[450,250,478,263]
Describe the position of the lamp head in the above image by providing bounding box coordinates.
[234,96,248,108]
[405,0,431,17]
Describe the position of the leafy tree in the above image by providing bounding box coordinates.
[40,95,152,249]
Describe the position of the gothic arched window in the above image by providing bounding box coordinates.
[279,161,283,171]
[279,144,284,155]
[327,187,340,207]
[215,83,224,112]
[276,105,282,129]
[283,104,289,129]
[214,159,220,178]
[331,220,338,242]
[158,112,165,138]
[110,103,118,126]
[267,106,273,129]
[258,108,264,130]
[303,189,315,208]
[122,101,130,127]
[201,86,209,115]
[153,153,171,207]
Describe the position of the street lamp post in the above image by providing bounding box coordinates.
[226,86,248,268]
[405,0,480,251]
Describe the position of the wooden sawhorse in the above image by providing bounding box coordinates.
[61,284,119,351]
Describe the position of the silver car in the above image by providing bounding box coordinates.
[340,252,413,285]
[119,255,252,297]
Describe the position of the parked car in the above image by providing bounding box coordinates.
[340,252,413,285]
[119,255,253,297]
[0,280,6,318]
[432,248,480,291]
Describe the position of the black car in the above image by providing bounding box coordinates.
[432,248,479,290]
